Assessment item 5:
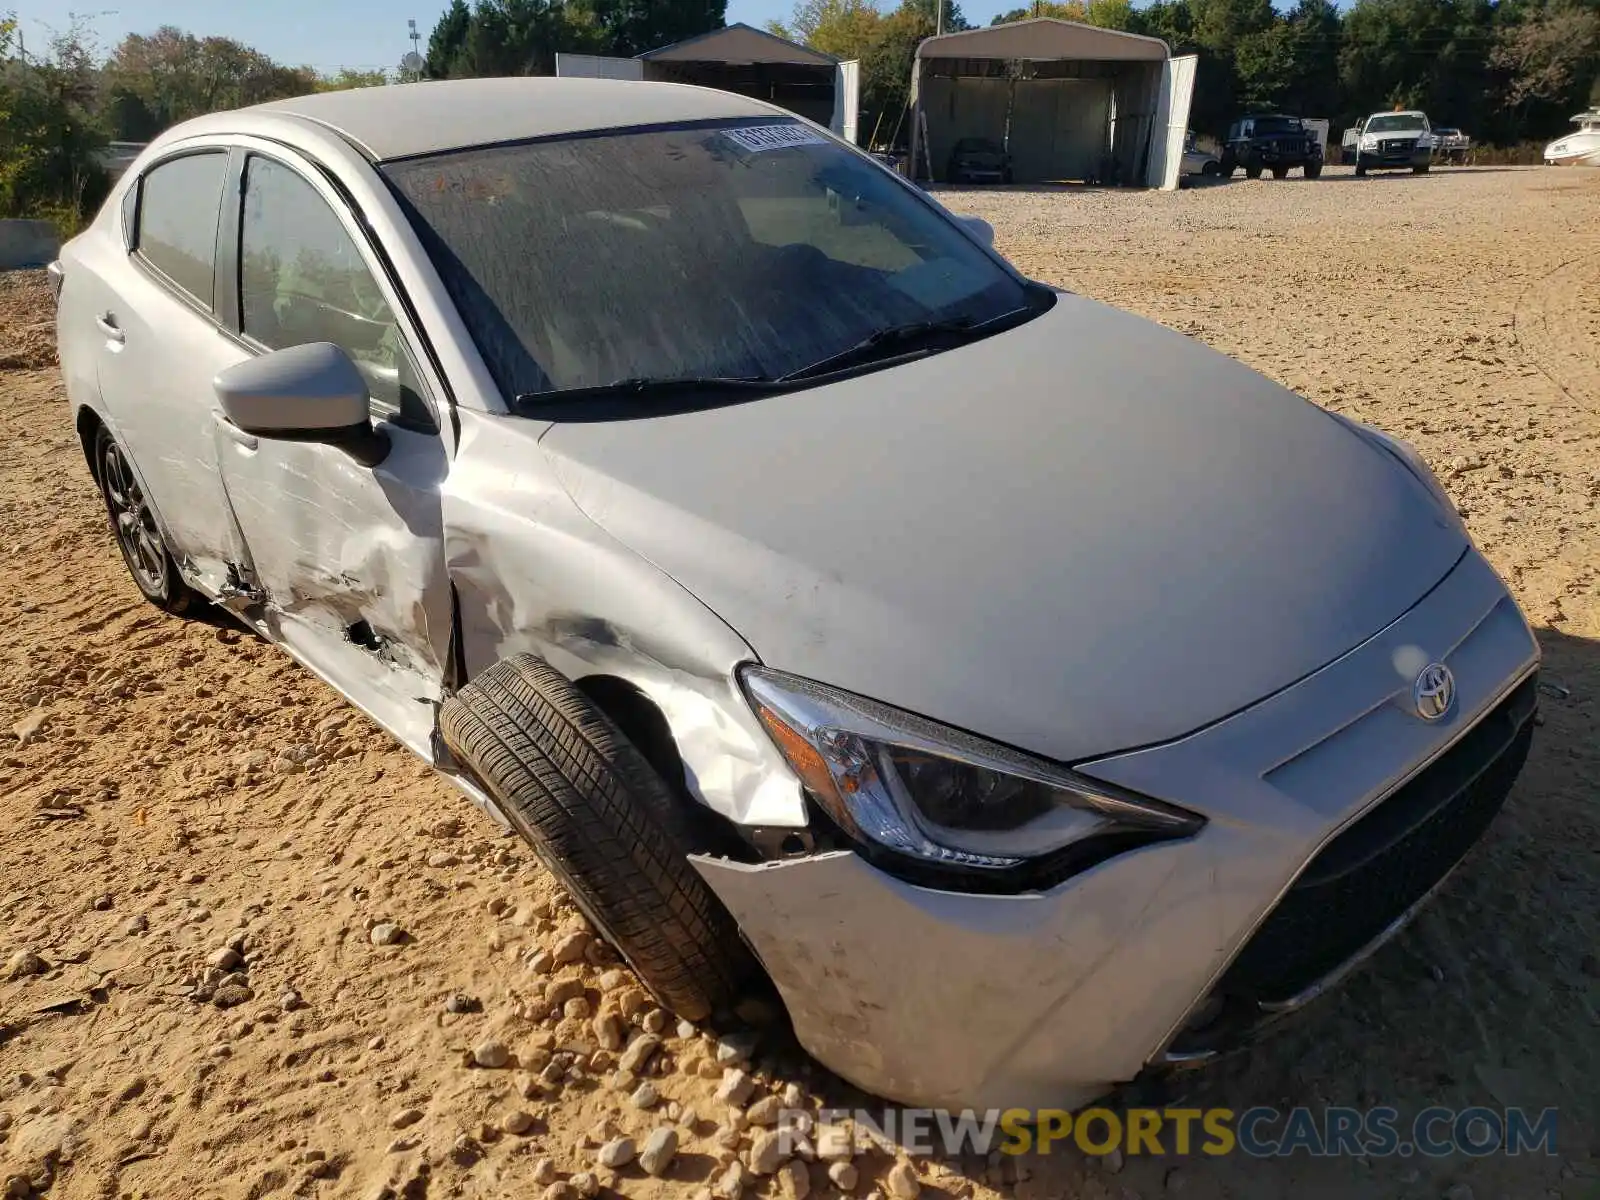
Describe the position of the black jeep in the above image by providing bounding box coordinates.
[1220,114,1324,180]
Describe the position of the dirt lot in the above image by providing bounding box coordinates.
[2,165,1597,1200]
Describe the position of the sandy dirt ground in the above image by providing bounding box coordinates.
[1,165,1597,1200]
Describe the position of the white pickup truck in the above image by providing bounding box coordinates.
[1346,111,1435,176]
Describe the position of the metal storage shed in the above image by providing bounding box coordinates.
[556,24,860,145]
[909,19,1196,190]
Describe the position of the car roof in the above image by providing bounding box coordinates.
[204,77,786,162]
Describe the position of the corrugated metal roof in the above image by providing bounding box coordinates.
[639,23,838,66]
[916,18,1168,63]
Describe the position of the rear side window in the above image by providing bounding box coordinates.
[135,152,228,306]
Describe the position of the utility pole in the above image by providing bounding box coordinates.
[402,19,423,82]
[935,0,944,36]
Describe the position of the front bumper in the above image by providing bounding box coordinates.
[1244,146,1316,164]
[692,550,1539,1110]
[1361,147,1432,168]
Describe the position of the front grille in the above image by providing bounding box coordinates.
[1216,675,1538,1006]
[1381,138,1415,154]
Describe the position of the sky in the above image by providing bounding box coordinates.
[11,0,1025,73]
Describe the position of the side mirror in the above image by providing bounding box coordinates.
[213,342,388,465]
[956,214,995,248]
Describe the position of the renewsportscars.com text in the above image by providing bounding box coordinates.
[799,1106,1559,1159]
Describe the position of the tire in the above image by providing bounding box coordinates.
[1412,162,1430,174]
[1270,164,1289,179]
[1354,156,1368,177]
[440,654,756,1021]
[1219,154,1236,178]
[93,425,197,615]
[1245,161,1263,180]
[1201,161,1220,178]
[1304,160,1322,179]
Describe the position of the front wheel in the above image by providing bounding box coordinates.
[1201,161,1220,178]
[94,426,197,615]
[1412,162,1430,174]
[1303,161,1322,179]
[440,654,757,1021]
[1270,164,1289,179]
[1354,156,1368,177]
[1245,160,1263,180]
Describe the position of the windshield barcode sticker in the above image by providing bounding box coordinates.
[721,125,829,154]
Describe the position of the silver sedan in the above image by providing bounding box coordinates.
[52,77,1540,1111]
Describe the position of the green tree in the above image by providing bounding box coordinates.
[991,3,1088,22]
[1281,0,1343,118]
[1084,0,1136,30]
[425,0,472,78]
[317,68,390,91]
[0,13,110,226]
[769,0,882,54]
[578,0,727,56]
[101,26,319,138]
[1490,1,1600,132]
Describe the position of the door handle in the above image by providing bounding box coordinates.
[95,312,125,344]
[212,411,258,451]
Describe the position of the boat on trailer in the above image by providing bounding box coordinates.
[1544,109,1600,166]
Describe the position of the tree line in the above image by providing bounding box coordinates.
[1,14,390,226]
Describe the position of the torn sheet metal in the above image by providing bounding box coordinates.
[212,421,454,758]
[442,409,806,828]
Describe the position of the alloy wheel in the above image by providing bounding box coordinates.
[100,440,169,597]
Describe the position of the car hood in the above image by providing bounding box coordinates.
[540,295,1467,763]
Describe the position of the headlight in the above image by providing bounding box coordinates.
[741,667,1204,882]
[1361,135,1380,149]
[1333,415,1466,533]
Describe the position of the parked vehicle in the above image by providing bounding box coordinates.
[1220,114,1323,179]
[53,77,1540,1113]
[1353,111,1434,175]
[1181,131,1222,180]
[947,136,1012,184]
[1544,108,1600,166]
[1432,127,1471,164]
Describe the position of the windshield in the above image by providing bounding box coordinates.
[1366,115,1426,134]
[383,119,1035,401]
[1251,117,1303,135]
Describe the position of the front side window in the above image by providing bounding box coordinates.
[384,119,1039,404]
[136,152,228,305]
[240,155,427,423]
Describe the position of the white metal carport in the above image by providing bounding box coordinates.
[908,19,1196,190]
[556,24,860,145]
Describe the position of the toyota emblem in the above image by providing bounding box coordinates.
[1413,662,1456,722]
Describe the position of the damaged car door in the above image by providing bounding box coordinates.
[211,145,452,755]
